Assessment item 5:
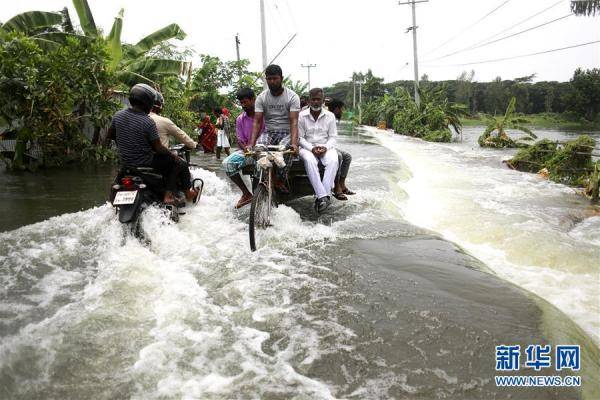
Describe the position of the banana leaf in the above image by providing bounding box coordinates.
[115,70,157,87]
[106,9,124,70]
[32,32,93,45]
[128,24,186,58]
[31,36,63,51]
[0,11,63,35]
[72,0,98,36]
[125,58,186,76]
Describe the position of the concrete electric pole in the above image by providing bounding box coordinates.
[235,33,241,62]
[301,63,317,90]
[259,0,268,89]
[399,0,428,106]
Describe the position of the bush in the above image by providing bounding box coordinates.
[423,128,452,142]
[546,135,596,185]
[508,139,558,172]
[508,135,597,186]
[0,33,119,169]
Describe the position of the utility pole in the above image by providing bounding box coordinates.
[259,0,268,88]
[301,63,317,90]
[399,0,428,106]
[235,33,241,62]
[352,75,356,111]
[357,79,364,124]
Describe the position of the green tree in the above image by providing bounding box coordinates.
[455,70,475,112]
[564,68,600,121]
[363,70,385,101]
[0,33,118,169]
[187,55,256,113]
[484,77,509,115]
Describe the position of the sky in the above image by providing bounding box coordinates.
[2,0,599,87]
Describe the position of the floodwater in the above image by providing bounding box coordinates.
[0,125,598,399]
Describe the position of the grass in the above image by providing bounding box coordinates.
[461,113,600,131]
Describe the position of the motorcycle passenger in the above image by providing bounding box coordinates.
[106,83,199,205]
[150,92,198,151]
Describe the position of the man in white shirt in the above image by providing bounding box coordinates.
[298,88,339,213]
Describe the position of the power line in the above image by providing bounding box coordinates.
[423,0,511,57]
[281,0,298,32]
[422,40,600,67]
[476,0,565,45]
[427,13,573,62]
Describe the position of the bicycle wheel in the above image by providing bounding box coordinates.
[249,183,271,251]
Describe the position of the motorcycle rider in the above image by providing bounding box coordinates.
[106,83,199,205]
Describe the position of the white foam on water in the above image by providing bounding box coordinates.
[369,127,600,344]
[1,164,400,399]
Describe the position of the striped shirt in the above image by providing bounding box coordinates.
[110,108,159,166]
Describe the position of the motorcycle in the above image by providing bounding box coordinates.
[110,144,204,236]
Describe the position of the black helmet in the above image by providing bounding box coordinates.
[129,83,157,110]
[154,92,164,109]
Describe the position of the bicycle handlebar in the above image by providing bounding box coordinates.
[244,148,295,157]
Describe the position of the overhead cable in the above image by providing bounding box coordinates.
[476,0,565,44]
[423,0,512,56]
[427,13,573,62]
[422,40,600,67]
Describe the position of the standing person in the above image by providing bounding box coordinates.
[249,64,300,193]
[198,115,216,154]
[106,84,199,205]
[328,98,355,199]
[222,88,265,208]
[298,88,338,213]
[215,107,231,160]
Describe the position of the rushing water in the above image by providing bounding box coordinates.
[0,125,598,399]
[368,126,600,345]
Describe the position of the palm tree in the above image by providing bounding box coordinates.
[478,97,537,148]
[571,0,600,16]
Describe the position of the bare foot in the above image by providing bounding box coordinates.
[163,191,176,205]
[185,188,199,202]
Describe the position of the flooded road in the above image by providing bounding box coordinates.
[0,125,598,399]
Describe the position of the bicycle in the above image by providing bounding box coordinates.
[245,145,295,251]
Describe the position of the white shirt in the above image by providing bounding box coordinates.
[298,108,337,150]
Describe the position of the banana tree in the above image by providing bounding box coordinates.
[283,77,308,96]
[2,0,189,86]
[69,0,189,86]
[478,97,537,148]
